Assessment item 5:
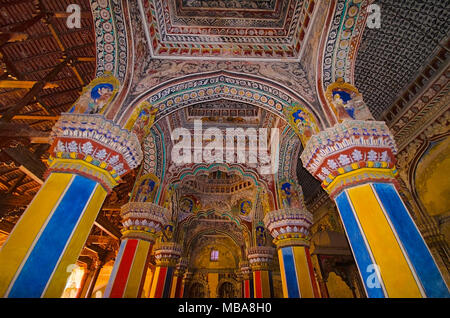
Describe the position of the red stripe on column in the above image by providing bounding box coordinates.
[305,247,320,298]
[109,239,139,298]
[154,267,168,298]
[244,280,250,298]
[254,271,262,298]
[174,276,183,298]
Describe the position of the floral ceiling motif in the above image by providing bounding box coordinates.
[139,0,316,60]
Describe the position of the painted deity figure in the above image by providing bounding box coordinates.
[255,226,267,247]
[180,197,194,214]
[332,91,354,121]
[133,106,158,141]
[240,200,252,216]
[135,178,156,202]
[70,82,115,114]
[291,108,313,138]
[280,181,302,209]
[327,78,374,122]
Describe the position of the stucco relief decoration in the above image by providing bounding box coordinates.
[284,103,319,144]
[125,101,159,142]
[69,74,120,115]
[132,173,160,203]
[326,78,374,122]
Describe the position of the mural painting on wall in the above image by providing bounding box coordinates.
[255,224,267,247]
[125,101,158,141]
[133,173,159,203]
[326,78,374,122]
[180,196,200,214]
[279,180,304,209]
[239,200,252,217]
[284,103,319,144]
[69,74,119,114]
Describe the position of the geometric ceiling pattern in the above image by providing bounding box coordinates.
[140,0,316,60]
[355,0,450,119]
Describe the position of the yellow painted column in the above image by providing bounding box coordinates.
[265,208,320,298]
[104,202,169,298]
[248,246,275,298]
[0,113,142,298]
[301,120,449,298]
[149,242,182,298]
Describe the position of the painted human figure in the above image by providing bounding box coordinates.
[240,200,252,215]
[280,182,302,209]
[70,83,114,114]
[136,178,156,202]
[89,83,114,114]
[255,226,267,246]
[332,92,354,121]
[133,106,158,141]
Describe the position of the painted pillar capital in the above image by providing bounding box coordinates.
[264,208,313,248]
[48,113,143,193]
[301,120,398,197]
[247,246,275,271]
[154,242,182,267]
[120,202,170,242]
[239,261,252,280]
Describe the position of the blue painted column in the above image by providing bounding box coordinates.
[265,208,320,298]
[0,113,142,298]
[302,120,449,298]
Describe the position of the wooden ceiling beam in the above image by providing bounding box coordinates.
[0,80,58,89]
[0,56,71,122]
[94,215,122,240]
[0,122,50,140]
[1,145,46,182]
[6,172,26,194]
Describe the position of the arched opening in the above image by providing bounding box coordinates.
[218,282,236,298]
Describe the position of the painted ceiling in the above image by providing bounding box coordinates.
[139,0,316,60]
[355,0,450,119]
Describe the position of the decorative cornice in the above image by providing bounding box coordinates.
[247,246,275,270]
[120,201,169,241]
[264,208,313,247]
[154,242,183,267]
[48,113,143,191]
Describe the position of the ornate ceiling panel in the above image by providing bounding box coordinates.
[139,0,317,60]
[354,0,450,119]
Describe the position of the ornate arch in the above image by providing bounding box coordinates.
[184,228,246,262]
[117,71,325,146]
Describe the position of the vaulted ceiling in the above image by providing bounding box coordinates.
[0,0,449,249]
[355,0,450,119]
[141,0,316,60]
